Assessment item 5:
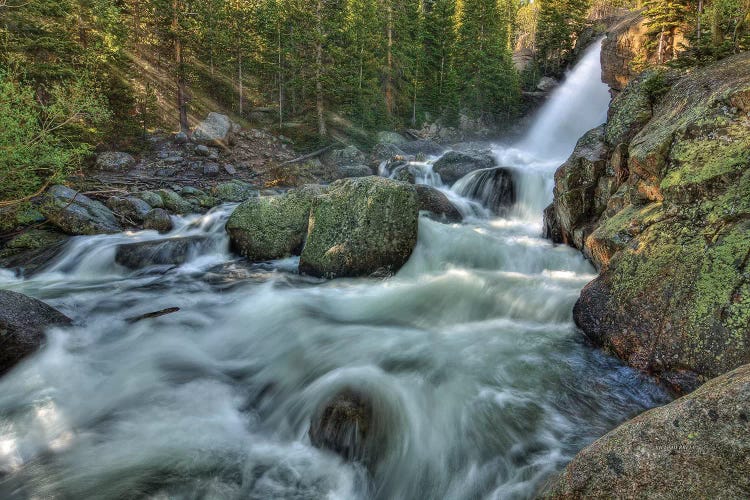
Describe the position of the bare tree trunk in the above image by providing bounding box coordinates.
[657,29,665,64]
[385,3,394,117]
[238,49,244,115]
[173,0,188,133]
[315,0,327,137]
[278,25,283,128]
[697,0,703,41]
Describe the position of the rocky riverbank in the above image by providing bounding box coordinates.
[543,52,750,497]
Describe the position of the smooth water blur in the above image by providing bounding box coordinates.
[0,39,668,499]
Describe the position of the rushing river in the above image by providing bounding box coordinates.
[0,40,669,499]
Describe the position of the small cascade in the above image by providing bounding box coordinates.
[451,167,516,215]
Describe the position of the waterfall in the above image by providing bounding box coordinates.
[0,38,670,500]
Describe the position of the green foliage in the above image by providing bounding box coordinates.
[536,0,591,75]
[0,73,110,203]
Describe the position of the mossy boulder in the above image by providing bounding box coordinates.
[299,176,418,278]
[143,209,173,233]
[41,185,122,235]
[226,185,324,261]
[544,363,750,499]
[136,191,165,209]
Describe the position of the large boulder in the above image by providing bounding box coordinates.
[95,152,136,172]
[41,185,122,235]
[326,145,367,167]
[375,131,408,146]
[550,53,750,393]
[226,185,323,261]
[544,363,750,498]
[0,290,72,376]
[193,112,234,146]
[114,236,212,269]
[452,166,517,216]
[415,185,462,222]
[399,139,444,157]
[370,142,406,167]
[433,150,497,185]
[299,176,418,278]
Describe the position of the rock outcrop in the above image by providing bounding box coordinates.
[0,290,72,376]
[544,363,750,498]
[548,53,750,392]
[600,11,650,93]
[299,176,418,278]
[41,185,122,235]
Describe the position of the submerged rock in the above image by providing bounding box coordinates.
[226,185,323,261]
[299,176,418,278]
[452,166,516,215]
[309,389,377,465]
[114,236,212,269]
[544,363,750,498]
[415,185,462,222]
[0,290,72,376]
[41,185,122,235]
[433,150,497,185]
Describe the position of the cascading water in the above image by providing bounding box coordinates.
[0,39,668,500]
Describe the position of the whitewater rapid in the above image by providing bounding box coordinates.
[0,40,667,499]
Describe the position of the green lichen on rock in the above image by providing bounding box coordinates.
[226,185,324,261]
[156,189,194,214]
[543,363,750,499]
[559,53,750,393]
[299,176,418,278]
[604,69,661,147]
[212,180,258,202]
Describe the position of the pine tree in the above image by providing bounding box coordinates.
[535,0,590,75]
[455,0,519,124]
[642,0,690,63]
[422,0,459,123]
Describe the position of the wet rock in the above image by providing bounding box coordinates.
[544,363,750,499]
[226,185,323,261]
[415,185,462,222]
[338,164,373,179]
[549,126,610,248]
[370,142,406,166]
[193,112,234,146]
[96,152,136,172]
[563,53,750,392]
[453,166,516,215]
[399,139,445,157]
[375,131,408,146]
[203,163,220,177]
[212,180,258,202]
[299,176,418,278]
[0,290,72,376]
[391,164,416,184]
[142,208,173,233]
[309,389,376,465]
[41,185,122,235]
[433,150,497,185]
[106,196,152,223]
[542,204,563,244]
[0,229,69,276]
[114,236,212,269]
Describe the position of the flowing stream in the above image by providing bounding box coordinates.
[0,40,668,499]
